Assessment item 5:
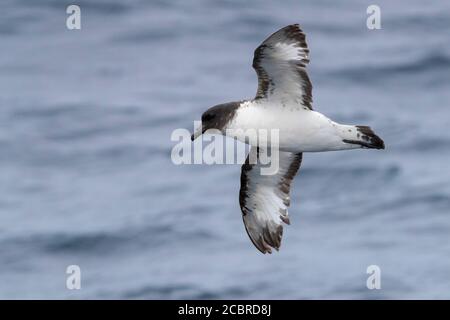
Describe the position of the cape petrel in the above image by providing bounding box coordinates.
[191,24,385,254]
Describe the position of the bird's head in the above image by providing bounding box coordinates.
[191,102,241,141]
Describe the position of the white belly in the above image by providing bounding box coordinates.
[226,103,355,152]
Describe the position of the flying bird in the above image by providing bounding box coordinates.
[191,24,385,254]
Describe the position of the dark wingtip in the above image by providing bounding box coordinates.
[191,133,195,141]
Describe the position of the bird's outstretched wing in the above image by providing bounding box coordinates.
[253,24,313,110]
[239,148,302,253]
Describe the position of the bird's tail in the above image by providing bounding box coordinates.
[342,125,385,149]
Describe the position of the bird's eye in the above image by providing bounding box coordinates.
[202,113,215,121]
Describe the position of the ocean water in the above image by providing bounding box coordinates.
[1,0,450,299]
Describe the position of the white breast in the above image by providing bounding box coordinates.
[226,101,349,152]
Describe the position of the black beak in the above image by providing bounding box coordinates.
[191,125,203,141]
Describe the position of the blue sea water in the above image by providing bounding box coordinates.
[0,0,450,299]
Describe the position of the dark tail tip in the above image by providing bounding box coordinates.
[343,126,385,150]
[356,126,385,149]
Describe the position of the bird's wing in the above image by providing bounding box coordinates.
[253,24,313,110]
[239,148,302,253]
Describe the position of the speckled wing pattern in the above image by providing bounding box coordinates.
[252,24,313,110]
[239,148,303,254]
